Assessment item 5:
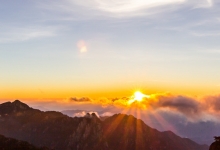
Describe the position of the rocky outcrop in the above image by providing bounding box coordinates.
[0,100,209,150]
[67,113,109,150]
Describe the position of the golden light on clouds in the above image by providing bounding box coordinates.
[128,91,150,104]
[134,91,145,102]
[77,40,87,53]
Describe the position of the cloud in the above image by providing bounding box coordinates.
[191,31,220,37]
[71,111,87,117]
[100,112,114,116]
[203,95,220,113]
[63,110,113,118]
[61,93,220,122]
[69,97,92,102]
[59,93,220,145]
[72,0,185,14]
[60,0,216,18]
[25,93,220,145]
[0,26,57,43]
[71,111,100,117]
[152,94,202,117]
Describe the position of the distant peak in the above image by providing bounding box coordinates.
[13,100,22,103]
[0,100,31,114]
[12,100,30,109]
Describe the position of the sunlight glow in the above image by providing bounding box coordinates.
[134,91,145,102]
[128,91,150,104]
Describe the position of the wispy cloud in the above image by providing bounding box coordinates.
[0,26,57,43]
[69,97,92,102]
[71,0,184,13]
[191,31,220,37]
[56,0,216,18]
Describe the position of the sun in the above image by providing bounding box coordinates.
[134,91,145,102]
[127,91,150,105]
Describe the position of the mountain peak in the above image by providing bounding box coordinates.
[12,100,30,109]
[0,100,31,114]
[13,99,22,103]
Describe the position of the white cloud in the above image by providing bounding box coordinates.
[34,0,218,23]
[63,0,186,18]
[72,0,185,13]
[62,0,217,18]
[72,111,100,117]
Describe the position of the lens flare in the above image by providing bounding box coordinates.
[77,40,87,53]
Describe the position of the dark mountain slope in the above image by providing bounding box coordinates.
[0,100,107,150]
[0,134,50,150]
[209,137,220,150]
[102,114,208,150]
[0,100,208,150]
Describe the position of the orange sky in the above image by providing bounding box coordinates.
[2,81,220,100]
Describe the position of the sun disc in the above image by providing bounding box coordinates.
[134,91,145,102]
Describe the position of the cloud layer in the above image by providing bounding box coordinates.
[24,92,220,145]
[65,93,219,119]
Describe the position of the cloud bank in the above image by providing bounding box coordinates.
[65,93,218,120]
[25,92,220,145]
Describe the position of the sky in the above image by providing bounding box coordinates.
[1,0,220,99]
[1,0,220,144]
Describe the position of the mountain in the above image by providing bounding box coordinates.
[0,100,209,150]
[0,134,50,150]
[209,137,220,150]
[0,100,107,150]
[102,114,208,150]
[61,109,218,146]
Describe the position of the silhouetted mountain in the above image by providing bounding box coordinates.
[102,114,208,150]
[209,137,220,150]
[0,100,107,150]
[0,134,50,150]
[0,100,208,150]
[0,100,30,114]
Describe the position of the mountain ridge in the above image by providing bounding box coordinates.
[0,100,209,150]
